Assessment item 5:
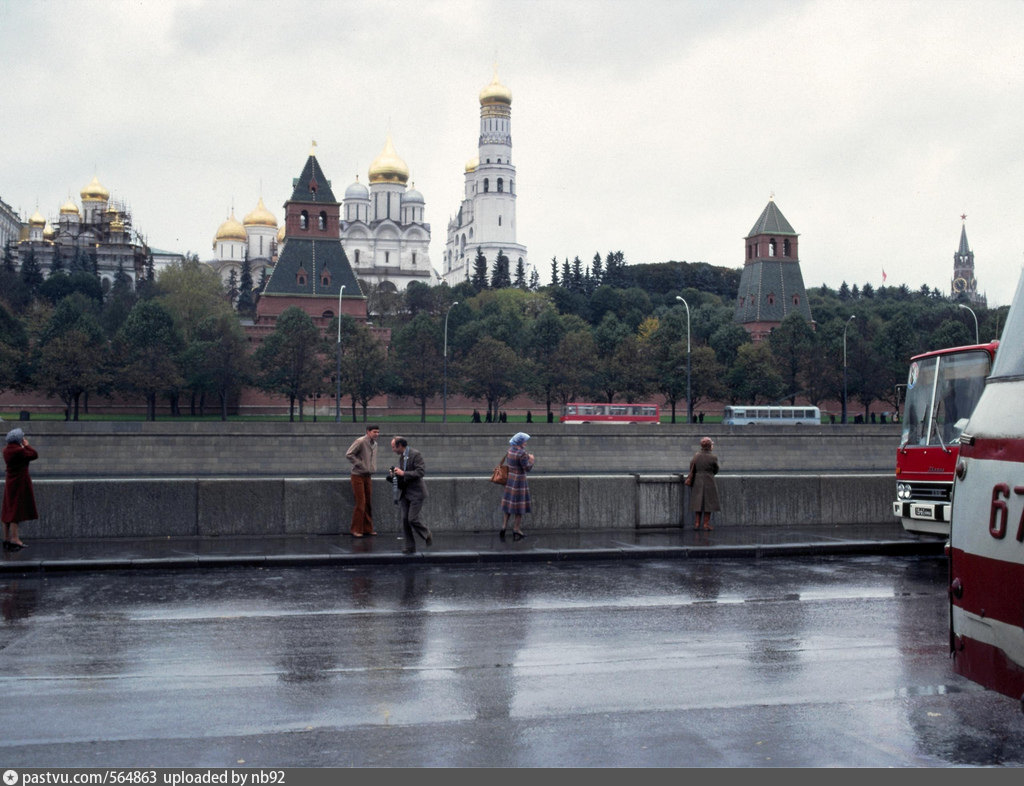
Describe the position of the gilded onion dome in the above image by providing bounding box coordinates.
[465,155,479,173]
[479,70,512,105]
[243,197,277,228]
[80,175,109,202]
[60,198,80,215]
[43,222,55,241]
[277,224,285,243]
[18,225,29,241]
[214,211,247,245]
[368,134,410,184]
[28,210,46,227]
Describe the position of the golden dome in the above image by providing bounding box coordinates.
[43,222,55,240]
[81,175,109,202]
[60,199,80,215]
[111,219,125,232]
[28,210,46,227]
[243,197,277,227]
[465,155,479,173]
[368,134,410,184]
[277,224,285,243]
[214,211,247,244]
[479,69,512,105]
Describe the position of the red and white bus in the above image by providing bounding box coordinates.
[560,402,660,424]
[893,339,998,536]
[949,273,1024,705]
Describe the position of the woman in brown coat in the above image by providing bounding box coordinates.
[686,436,720,530]
[2,428,38,551]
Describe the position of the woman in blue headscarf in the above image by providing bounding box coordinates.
[500,432,534,541]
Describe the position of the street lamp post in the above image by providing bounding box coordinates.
[335,284,345,423]
[958,303,979,344]
[443,301,459,423]
[842,314,856,424]
[675,296,691,423]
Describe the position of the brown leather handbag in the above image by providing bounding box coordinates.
[490,456,509,485]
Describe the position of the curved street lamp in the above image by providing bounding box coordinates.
[675,296,691,423]
[443,301,460,423]
[335,284,345,422]
[842,314,856,424]
[958,303,979,344]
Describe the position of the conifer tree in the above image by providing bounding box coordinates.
[236,256,255,316]
[514,258,527,289]
[471,248,489,289]
[549,256,559,287]
[19,247,43,293]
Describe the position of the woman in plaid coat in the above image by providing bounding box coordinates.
[500,432,534,541]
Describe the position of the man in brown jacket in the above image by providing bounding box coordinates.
[345,425,379,537]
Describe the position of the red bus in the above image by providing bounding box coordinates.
[949,273,1024,705]
[893,339,998,536]
[560,402,660,424]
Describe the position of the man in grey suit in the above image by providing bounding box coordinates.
[389,436,433,554]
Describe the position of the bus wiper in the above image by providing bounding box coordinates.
[930,417,951,453]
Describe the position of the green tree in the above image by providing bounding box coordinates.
[728,342,784,404]
[491,249,511,289]
[456,335,522,419]
[0,301,30,393]
[236,256,255,317]
[254,307,326,421]
[514,258,527,290]
[550,329,601,405]
[183,312,254,420]
[769,312,816,403]
[113,300,185,421]
[35,295,108,420]
[389,313,442,422]
[19,248,43,294]
[337,318,388,422]
[471,248,489,290]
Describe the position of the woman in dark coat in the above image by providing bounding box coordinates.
[500,432,534,541]
[686,436,720,530]
[2,428,38,551]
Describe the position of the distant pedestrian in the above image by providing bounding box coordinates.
[472,409,481,423]
[526,410,532,423]
[389,436,432,554]
[500,432,534,541]
[698,411,705,424]
[345,425,379,538]
[485,411,493,423]
[684,436,720,531]
[2,428,37,551]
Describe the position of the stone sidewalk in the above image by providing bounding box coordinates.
[0,522,946,573]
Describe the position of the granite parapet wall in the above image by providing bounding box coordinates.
[29,473,894,538]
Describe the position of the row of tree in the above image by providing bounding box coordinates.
[0,243,1005,422]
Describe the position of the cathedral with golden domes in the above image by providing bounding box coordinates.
[442,69,528,286]
[4,176,182,289]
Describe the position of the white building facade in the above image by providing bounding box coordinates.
[443,70,528,286]
[340,134,433,292]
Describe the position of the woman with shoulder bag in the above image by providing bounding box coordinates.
[500,432,534,541]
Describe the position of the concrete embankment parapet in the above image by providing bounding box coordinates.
[30,473,895,539]
[21,421,899,478]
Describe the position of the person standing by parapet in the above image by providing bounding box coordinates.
[685,436,720,531]
[500,431,534,541]
[389,436,432,554]
[2,428,38,551]
[345,425,379,538]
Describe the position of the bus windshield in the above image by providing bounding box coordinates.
[901,350,991,448]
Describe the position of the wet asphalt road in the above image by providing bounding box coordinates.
[1,555,1023,768]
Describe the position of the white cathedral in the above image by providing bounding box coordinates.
[210,137,433,295]
[442,69,528,286]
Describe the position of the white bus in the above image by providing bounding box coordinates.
[722,405,821,425]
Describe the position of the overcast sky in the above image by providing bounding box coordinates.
[3,0,1023,306]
